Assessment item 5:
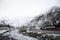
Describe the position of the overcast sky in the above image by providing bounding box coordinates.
[0,0,60,27]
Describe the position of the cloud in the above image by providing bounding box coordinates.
[0,0,59,27]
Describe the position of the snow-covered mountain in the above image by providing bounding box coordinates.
[25,6,60,29]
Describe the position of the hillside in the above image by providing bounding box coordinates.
[25,6,60,30]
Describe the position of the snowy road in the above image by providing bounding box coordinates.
[2,29,38,40]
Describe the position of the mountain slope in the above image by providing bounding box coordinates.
[26,6,60,30]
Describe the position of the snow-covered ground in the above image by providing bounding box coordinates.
[2,29,38,40]
[0,30,6,34]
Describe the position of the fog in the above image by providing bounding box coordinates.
[0,0,60,27]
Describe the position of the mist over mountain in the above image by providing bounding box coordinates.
[25,6,60,29]
[0,6,60,28]
[0,17,33,27]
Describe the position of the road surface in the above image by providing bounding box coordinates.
[29,29,60,36]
